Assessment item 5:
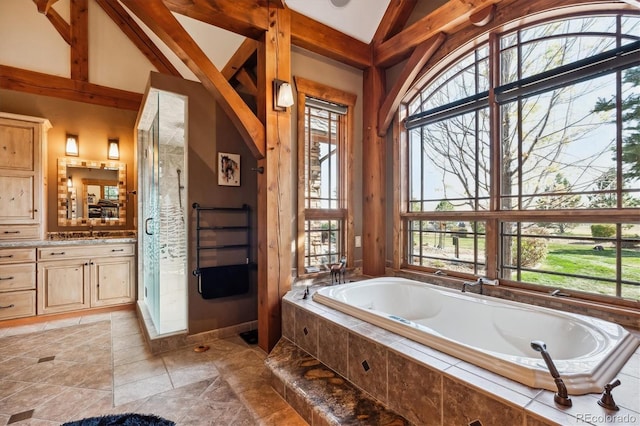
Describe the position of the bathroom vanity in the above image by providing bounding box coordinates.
[0,239,136,320]
[0,112,137,322]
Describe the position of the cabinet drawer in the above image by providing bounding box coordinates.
[0,263,36,291]
[0,248,36,264]
[38,243,135,260]
[0,290,36,320]
[0,225,40,241]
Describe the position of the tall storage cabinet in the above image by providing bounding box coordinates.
[0,112,50,241]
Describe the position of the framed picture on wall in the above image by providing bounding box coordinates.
[218,152,241,186]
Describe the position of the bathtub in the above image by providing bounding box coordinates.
[312,277,639,395]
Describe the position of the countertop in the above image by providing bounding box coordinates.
[0,232,137,248]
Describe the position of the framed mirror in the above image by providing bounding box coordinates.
[58,158,126,226]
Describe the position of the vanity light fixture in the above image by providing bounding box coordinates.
[65,134,79,157]
[108,138,120,160]
[273,79,294,111]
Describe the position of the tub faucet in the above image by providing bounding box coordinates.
[462,278,484,295]
[530,340,572,407]
[550,289,570,297]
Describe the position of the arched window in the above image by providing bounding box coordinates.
[402,11,640,301]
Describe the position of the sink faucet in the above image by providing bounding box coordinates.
[462,278,484,295]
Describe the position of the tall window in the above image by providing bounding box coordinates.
[295,77,356,274]
[403,11,640,301]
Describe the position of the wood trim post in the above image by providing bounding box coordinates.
[70,0,88,81]
[362,65,387,275]
[256,5,292,352]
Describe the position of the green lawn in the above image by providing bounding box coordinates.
[520,242,640,300]
[413,233,640,300]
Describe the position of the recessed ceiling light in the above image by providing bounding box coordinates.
[330,0,350,7]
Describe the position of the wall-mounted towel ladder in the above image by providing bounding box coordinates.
[192,203,251,299]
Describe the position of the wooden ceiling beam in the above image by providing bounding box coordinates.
[374,0,503,68]
[162,0,268,39]
[162,0,371,69]
[290,10,371,69]
[0,64,142,110]
[377,32,445,137]
[372,0,417,44]
[221,38,258,80]
[122,0,265,159]
[95,0,181,77]
[70,0,89,81]
[470,4,497,26]
[620,0,640,8]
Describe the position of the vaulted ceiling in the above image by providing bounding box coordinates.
[4,0,637,151]
[1,0,502,107]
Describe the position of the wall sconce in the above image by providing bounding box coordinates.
[108,138,120,160]
[273,79,294,111]
[65,134,79,156]
[67,176,73,188]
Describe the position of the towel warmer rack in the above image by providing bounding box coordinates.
[192,202,251,299]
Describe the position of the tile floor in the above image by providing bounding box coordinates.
[0,310,308,425]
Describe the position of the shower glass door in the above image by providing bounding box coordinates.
[143,100,160,328]
[137,88,188,335]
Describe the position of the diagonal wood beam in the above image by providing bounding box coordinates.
[375,0,503,68]
[122,0,265,159]
[290,10,370,69]
[372,0,417,44]
[34,0,59,14]
[95,0,181,76]
[221,38,258,81]
[70,0,89,81]
[377,33,446,137]
[235,68,257,96]
[163,0,268,39]
[33,0,71,45]
[0,64,142,110]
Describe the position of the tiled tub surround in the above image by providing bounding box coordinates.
[278,284,640,426]
[267,337,410,425]
[313,277,638,395]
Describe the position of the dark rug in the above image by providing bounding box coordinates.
[62,413,175,426]
[239,329,258,345]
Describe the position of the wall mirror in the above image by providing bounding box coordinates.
[57,158,127,226]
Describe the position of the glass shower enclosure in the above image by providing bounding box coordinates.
[136,88,188,335]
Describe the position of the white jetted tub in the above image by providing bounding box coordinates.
[313,277,638,395]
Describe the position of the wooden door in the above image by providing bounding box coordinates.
[91,256,135,306]
[37,260,90,314]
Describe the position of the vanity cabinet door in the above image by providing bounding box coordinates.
[91,255,135,307]
[0,175,35,222]
[37,259,90,314]
[0,114,49,239]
